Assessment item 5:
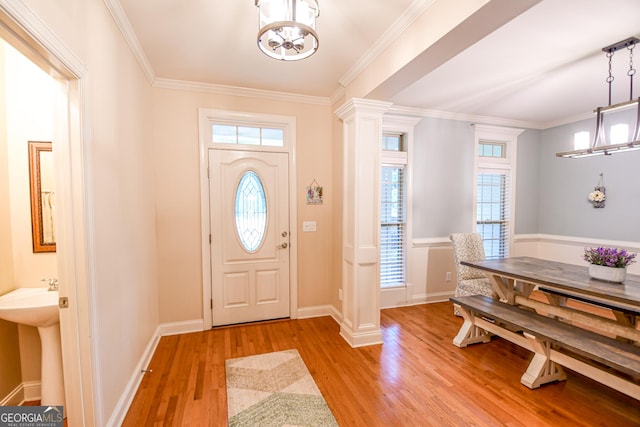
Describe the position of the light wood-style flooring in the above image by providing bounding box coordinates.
[123,300,640,426]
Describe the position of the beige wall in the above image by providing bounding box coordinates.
[152,88,334,322]
[330,98,345,312]
[20,0,160,423]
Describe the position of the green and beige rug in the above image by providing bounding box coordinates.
[225,349,338,426]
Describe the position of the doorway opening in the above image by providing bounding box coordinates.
[198,108,298,329]
[0,6,95,425]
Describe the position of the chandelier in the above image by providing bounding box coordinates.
[255,0,320,61]
[557,37,640,158]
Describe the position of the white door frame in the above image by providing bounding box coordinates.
[198,108,298,329]
[0,2,97,424]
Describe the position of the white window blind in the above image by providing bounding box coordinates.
[380,165,406,288]
[476,168,510,259]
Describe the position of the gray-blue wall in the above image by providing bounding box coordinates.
[411,110,639,243]
[539,108,640,241]
[412,117,475,237]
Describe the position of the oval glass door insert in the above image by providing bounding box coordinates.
[235,171,267,252]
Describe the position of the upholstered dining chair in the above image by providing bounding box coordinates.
[449,232,497,316]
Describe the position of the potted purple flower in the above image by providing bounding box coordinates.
[583,246,637,283]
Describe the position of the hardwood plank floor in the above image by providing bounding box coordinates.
[122,301,640,426]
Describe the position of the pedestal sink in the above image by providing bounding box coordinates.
[0,287,64,407]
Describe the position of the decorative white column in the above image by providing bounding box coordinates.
[335,98,392,347]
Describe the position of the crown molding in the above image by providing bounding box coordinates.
[539,111,594,130]
[334,98,393,119]
[153,78,331,106]
[0,0,87,78]
[103,0,155,85]
[330,85,346,106]
[388,105,542,129]
[338,0,436,88]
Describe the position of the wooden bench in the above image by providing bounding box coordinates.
[450,295,640,400]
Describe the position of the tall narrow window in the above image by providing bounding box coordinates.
[476,169,510,259]
[473,127,522,260]
[380,133,407,288]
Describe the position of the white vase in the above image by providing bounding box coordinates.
[588,264,626,283]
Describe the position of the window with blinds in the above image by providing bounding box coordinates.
[474,127,520,261]
[476,169,510,259]
[380,165,406,288]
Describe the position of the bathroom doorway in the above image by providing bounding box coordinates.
[1,6,95,425]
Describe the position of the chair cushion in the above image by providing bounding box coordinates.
[452,278,495,316]
[450,233,486,280]
[454,278,494,297]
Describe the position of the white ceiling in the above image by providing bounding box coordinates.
[118,0,640,128]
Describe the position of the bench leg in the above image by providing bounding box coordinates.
[520,332,566,389]
[453,306,492,348]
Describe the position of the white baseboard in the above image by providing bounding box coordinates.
[0,380,41,406]
[106,327,161,427]
[0,384,22,406]
[339,324,383,348]
[22,381,40,402]
[158,319,204,336]
[329,305,342,324]
[105,318,205,426]
[378,291,453,310]
[296,305,334,319]
[422,291,454,304]
[1,383,24,406]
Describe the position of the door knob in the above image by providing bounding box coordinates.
[279,242,288,249]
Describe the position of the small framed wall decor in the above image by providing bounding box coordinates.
[306,179,323,205]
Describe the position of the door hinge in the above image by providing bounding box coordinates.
[209,234,211,244]
[207,167,210,179]
[210,298,213,309]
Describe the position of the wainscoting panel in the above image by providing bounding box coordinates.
[404,234,640,312]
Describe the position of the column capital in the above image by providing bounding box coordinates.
[334,98,393,121]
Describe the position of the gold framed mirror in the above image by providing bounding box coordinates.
[28,141,56,253]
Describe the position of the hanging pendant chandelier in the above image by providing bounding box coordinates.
[255,0,320,61]
[557,37,640,158]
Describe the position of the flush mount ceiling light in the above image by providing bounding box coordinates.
[557,37,640,158]
[255,0,320,61]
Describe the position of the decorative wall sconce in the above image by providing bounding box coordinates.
[588,173,606,208]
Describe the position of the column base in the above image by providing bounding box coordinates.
[339,323,383,348]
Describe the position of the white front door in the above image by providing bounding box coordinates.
[209,149,290,326]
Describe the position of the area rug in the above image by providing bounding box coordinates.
[225,349,338,426]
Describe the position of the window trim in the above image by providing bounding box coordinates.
[200,110,293,153]
[378,117,420,295]
[472,125,524,259]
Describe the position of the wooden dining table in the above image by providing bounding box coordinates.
[461,256,640,345]
[456,256,640,399]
